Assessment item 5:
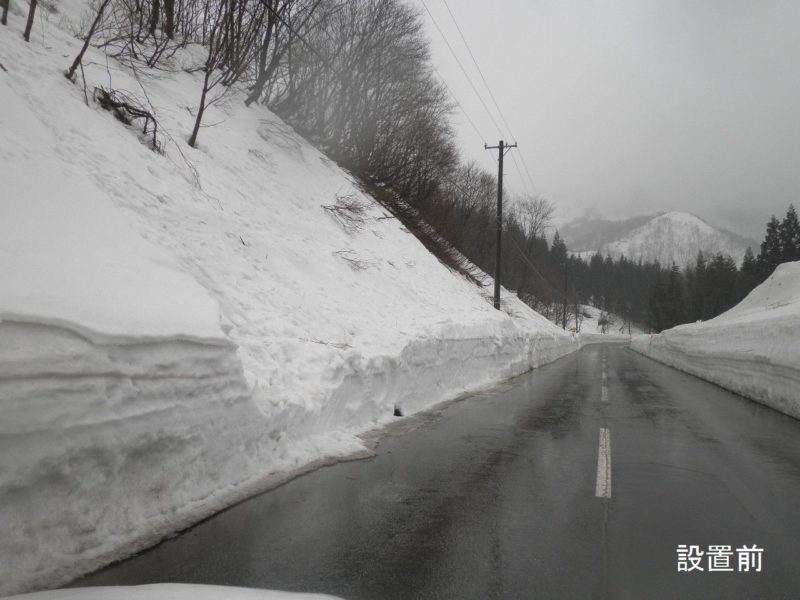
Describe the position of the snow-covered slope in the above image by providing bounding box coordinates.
[574,305,644,336]
[571,305,643,345]
[0,3,577,595]
[632,262,800,418]
[568,211,753,266]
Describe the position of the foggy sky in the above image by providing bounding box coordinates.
[419,0,800,240]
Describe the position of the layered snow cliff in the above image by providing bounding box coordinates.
[0,2,576,594]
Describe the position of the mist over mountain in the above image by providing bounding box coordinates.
[561,211,758,267]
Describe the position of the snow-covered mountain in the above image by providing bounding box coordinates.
[563,211,756,266]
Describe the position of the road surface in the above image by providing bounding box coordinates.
[73,344,800,599]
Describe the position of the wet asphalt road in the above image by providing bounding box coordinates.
[73,344,800,599]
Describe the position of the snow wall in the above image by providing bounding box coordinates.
[0,7,577,594]
[631,261,800,419]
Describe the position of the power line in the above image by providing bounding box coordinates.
[419,0,505,138]
[430,65,486,145]
[439,0,540,196]
[441,0,513,140]
[509,150,533,197]
[518,154,540,196]
[508,235,567,300]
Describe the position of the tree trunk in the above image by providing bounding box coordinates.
[23,0,36,41]
[148,0,159,36]
[163,0,174,38]
[1,0,9,27]
[189,66,211,147]
[66,0,112,80]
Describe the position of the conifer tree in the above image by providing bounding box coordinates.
[647,275,667,332]
[687,251,707,321]
[738,247,759,302]
[757,215,782,281]
[779,204,800,262]
[664,263,685,329]
[706,253,738,316]
[550,231,567,266]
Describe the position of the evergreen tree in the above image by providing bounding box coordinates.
[550,231,567,265]
[738,246,759,302]
[647,275,667,332]
[664,263,685,329]
[779,204,800,262]
[757,215,782,281]
[687,251,707,321]
[706,253,739,316]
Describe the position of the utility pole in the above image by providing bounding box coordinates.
[562,260,568,329]
[485,140,517,310]
[574,288,579,333]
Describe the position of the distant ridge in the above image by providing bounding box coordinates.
[562,211,757,266]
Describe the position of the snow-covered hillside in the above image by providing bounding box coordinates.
[0,2,577,595]
[573,305,642,336]
[632,261,800,418]
[568,211,753,266]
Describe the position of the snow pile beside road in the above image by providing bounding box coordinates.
[5,584,342,600]
[631,261,800,418]
[0,6,575,595]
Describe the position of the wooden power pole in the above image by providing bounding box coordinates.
[562,260,568,329]
[485,140,517,310]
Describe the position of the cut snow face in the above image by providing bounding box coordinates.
[632,261,800,419]
[0,4,577,596]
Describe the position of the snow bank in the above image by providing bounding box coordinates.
[5,584,342,600]
[631,262,800,418]
[0,322,358,594]
[0,5,576,594]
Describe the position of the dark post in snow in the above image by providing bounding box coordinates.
[23,0,36,41]
[562,260,568,329]
[485,140,517,310]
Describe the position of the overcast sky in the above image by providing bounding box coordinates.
[418,0,800,239]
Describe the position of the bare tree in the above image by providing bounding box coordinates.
[66,0,114,80]
[515,194,555,240]
[188,0,228,147]
[188,0,267,146]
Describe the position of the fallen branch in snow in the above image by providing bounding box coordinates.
[333,249,376,271]
[93,86,162,152]
[322,192,371,234]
